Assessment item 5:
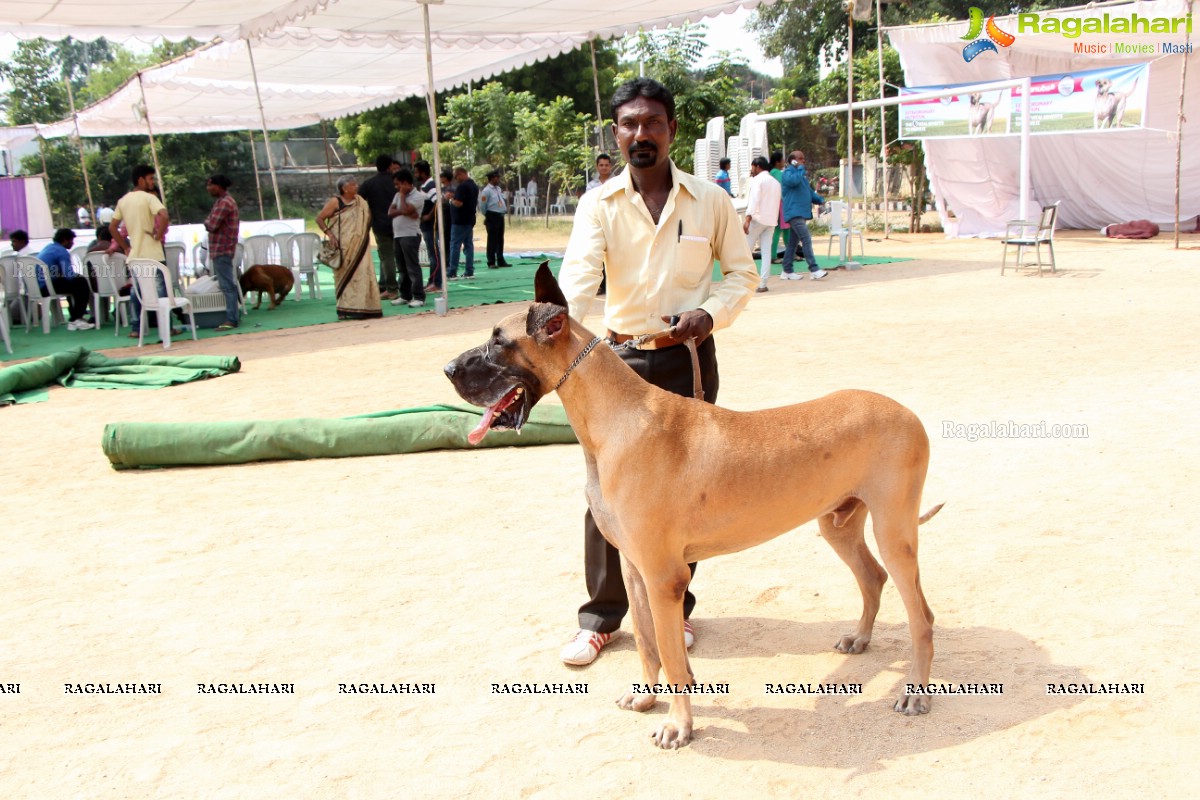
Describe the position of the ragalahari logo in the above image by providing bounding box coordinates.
[961,7,1016,62]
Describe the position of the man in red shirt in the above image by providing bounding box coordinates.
[204,174,241,331]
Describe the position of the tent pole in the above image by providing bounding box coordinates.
[245,40,284,220]
[136,73,168,208]
[248,131,267,220]
[321,118,335,196]
[875,0,889,238]
[1019,77,1030,225]
[420,0,449,317]
[37,136,53,220]
[1174,0,1193,249]
[589,39,606,151]
[63,78,96,225]
[845,12,855,264]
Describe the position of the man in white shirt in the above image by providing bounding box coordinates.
[387,168,426,308]
[742,156,782,293]
[555,78,758,667]
[480,171,511,268]
[584,153,614,192]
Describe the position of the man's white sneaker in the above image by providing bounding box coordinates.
[780,271,803,281]
[68,319,94,331]
[408,299,425,308]
[560,630,614,666]
[684,620,695,649]
[810,269,829,280]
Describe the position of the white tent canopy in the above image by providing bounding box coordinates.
[36,30,590,138]
[0,0,776,42]
[887,0,1199,234]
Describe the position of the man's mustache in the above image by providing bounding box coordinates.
[629,142,658,153]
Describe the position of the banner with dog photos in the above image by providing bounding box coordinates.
[898,62,1149,139]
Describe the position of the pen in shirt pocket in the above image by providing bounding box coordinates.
[678,220,682,242]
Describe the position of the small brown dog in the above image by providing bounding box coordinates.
[239,264,294,310]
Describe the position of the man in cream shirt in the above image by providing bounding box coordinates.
[556,78,758,667]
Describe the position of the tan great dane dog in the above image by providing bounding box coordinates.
[444,264,943,749]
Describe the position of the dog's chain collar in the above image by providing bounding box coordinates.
[606,333,662,352]
[552,336,603,392]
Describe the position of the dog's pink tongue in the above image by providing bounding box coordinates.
[468,407,496,445]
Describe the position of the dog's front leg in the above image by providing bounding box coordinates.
[644,561,695,749]
[615,553,660,713]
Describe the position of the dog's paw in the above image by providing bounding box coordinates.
[650,718,692,750]
[893,692,931,716]
[616,690,657,713]
[834,633,871,654]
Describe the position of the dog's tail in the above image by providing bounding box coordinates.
[918,503,945,525]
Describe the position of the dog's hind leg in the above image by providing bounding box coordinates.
[616,553,663,714]
[870,504,935,716]
[819,499,888,655]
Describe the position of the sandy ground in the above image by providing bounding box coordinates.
[2,229,1197,798]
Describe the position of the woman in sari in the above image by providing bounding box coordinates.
[316,175,382,320]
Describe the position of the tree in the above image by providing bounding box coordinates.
[0,39,71,125]
[334,95,435,166]
[616,24,759,172]
[514,97,594,222]
[749,0,1086,96]
[440,83,537,167]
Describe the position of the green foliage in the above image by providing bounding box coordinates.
[0,40,70,124]
[514,97,593,216]
[504,42,620,116]
[440,83,537,168]
[334,96,435,165]
[615,24,760,172]
[332,41,620,166]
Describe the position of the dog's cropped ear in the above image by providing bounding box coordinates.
[534,262,569,308]
[527,301,569,341]
[528,262,571,341]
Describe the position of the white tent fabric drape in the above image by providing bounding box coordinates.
[35,31,591,138]
[888,0,1199,235]
[0,0,778,43]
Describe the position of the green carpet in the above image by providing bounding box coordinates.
[2,253,908,363]
[0,347,240,405]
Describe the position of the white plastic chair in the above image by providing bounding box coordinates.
[163,241,187,291]
[825,201,865,259]
[192,241,209,276]
[16,256,68,334]
[241,234,278,268]
[128,258,197,349]
[291,232,322,300]
[70,244,90,277]
[551,194,568,215]
[0,285,11,354]
[273,232,304,300]
[92,252,131,335]
[232,243,249,313]
[0,255,28,331]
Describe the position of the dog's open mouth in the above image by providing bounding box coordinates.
[467,386,529,445]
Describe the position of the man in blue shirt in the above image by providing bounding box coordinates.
[36,228,95,329]
[714,157,732,196]
[779,150,829,280]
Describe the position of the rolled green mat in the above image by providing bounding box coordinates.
[102,403,577,470]
[1,348,240,405]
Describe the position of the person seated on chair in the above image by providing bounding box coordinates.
[6,229,30,256]
[36,228,94,330]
